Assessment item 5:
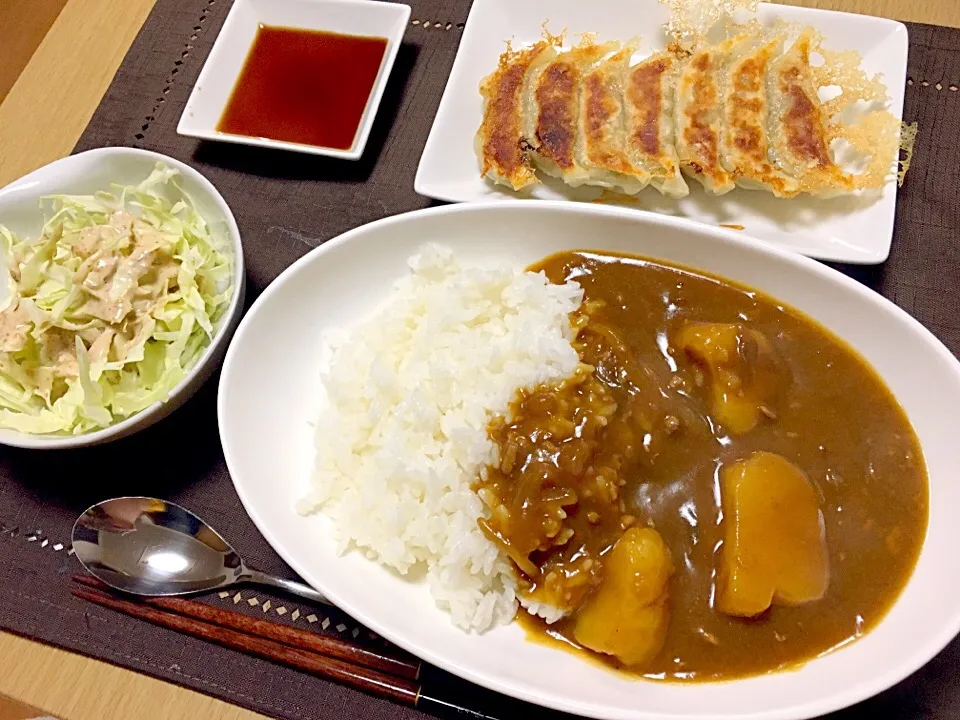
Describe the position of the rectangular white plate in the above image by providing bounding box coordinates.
[414,0,907,264]
[177,0,410,160]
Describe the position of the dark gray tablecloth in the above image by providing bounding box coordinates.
[1,1,959,717]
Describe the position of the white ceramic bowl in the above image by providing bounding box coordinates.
[0,147,245,449]
[219,203,960,720]
[177,0,411,160]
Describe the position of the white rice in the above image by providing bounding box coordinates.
[519,597,569,625]
[298,244,583,631]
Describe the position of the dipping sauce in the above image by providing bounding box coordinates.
[216,25,388,150]
[478,250,928,681]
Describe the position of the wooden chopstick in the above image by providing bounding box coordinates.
[71,577,507,719]
[72,574,420,681]
[72,583,421,706]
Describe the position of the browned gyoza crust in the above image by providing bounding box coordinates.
[675,40,738,194]
[528,40,618,186]
[768,30,855,194]
[535,60,577,171]
[720,37,799,196]
[477,27,888,197]
[629,58,668,157]
[476,41,554,190]
[576,44,649,193]
[625,51,688,197]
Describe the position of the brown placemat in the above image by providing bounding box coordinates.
[1,0,959,717]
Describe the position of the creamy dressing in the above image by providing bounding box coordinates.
[0,305,30,352]
[0,165,230,434]
[0,210,180,379]
[74,212,178,327]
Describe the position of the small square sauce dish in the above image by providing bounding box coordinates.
[177,0,411,160]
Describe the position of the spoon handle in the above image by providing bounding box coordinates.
[243,568,330,606]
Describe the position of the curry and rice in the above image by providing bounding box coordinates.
[299,244,927,681]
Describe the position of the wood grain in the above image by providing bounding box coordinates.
[0,0,958,718]
[787,0,960,25]
[0,0,69,104]
[70,585,419,705]
[71,574,421,682]
[0,632,266,720]
[0,691,53,720]
[0,0,157,187]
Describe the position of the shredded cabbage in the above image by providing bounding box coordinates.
[0,163,233,435]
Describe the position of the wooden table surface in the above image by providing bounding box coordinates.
[0,0,958,718]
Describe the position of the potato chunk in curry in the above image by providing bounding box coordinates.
[573,527,673,667]
[717,452,829,617]
[675,323,779,434]
[499,251,927,680]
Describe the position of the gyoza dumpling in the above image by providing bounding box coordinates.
[766,30,855,196]
[476,41,557,190]
[624,51,689,198]
[577,42,651,194]
[719,35,799,197]
[674,36,746,195]
[524,40,619,186]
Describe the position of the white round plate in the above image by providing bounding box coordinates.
[219,203,960,720]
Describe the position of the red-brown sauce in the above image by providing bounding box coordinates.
[216,25,388,150]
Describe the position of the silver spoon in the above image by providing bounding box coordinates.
[72,496,328,605]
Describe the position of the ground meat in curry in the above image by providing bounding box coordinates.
[475,250,928,681]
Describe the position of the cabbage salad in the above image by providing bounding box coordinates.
[0,164,233,434]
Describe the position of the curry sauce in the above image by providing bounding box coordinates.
[477,251,928,681]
